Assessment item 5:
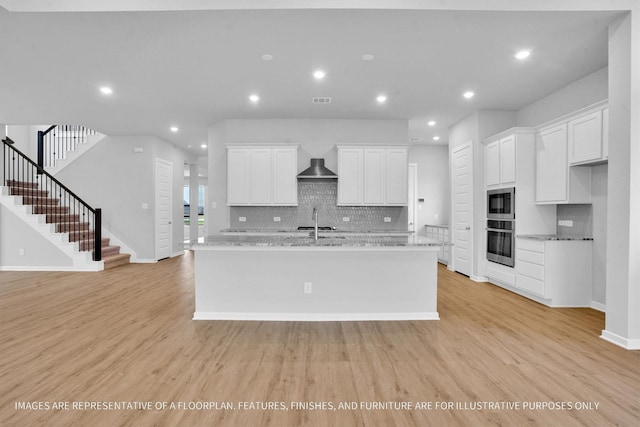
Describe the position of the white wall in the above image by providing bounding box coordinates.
[56,135,194,261]
[0,205,73,268]
[516,67,608,127]
[591,164,608,306]
[408,145,449,234]
[207,118,409,234]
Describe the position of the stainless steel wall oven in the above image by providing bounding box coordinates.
[487,219,515,267]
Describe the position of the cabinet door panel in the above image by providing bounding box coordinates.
[227,149,250,205]
[536,125,567,203]
[338,149,363,205]
[499,136,516,184]
[250,149,271,204]
[568,111,602,164]
[364,148,385,204]
[385,148,408,205]
[602,108,609,159]
[485,140,500,186]
[272,148,297,205]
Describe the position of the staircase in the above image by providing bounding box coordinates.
[5,180,130,269]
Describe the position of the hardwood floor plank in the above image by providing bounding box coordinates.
[1,254,638,426]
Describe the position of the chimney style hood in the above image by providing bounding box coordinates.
[297,158,338,179]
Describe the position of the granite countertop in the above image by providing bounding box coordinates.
[197,234,442,248]
[424,224,450,228]
[517,234,594,241]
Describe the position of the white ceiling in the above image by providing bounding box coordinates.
[0,5,620,153]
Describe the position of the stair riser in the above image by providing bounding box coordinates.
[22,198,60,206]
[46,215,80,224]
[33,206,70,215]
[10,188,49,197]
[56,223,90,233]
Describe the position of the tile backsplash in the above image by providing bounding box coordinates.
[230,180,408,230]
[556,204,593,237]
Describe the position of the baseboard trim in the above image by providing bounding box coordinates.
[591,301,606,312]
[600,330,640,350]
[193,312,440,321]
[471,275,489,283]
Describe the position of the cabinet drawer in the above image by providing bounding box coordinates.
[517,260,545,281]
[517,238,544,253]
[516,249,544,265]
[517,274,545,297]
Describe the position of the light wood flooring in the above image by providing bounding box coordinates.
[1,252,638,426]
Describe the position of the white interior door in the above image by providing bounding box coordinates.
[452,143,472,276]
[408,163,417,232]
[156,158,173,260]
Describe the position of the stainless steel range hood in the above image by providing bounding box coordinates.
[297,158,337,179]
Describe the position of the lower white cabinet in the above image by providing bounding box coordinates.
[515,238,592,307]
[425,225,449,264]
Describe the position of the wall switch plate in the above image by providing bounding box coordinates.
[211,202,217,209]
[434,213,439,220]
[133,147,144,153]
[142,203,149,209]
[342,217,350,222]
[19,248,25,256]
[273,217,281,222]
[384,217,391,222]
[239,217,246,222]
[304,282,312,294]
[565,220,573,227]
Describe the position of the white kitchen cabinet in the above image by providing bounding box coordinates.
[515,238,592,307]
[484,135,515,188]
[227,145,298,206]
[336,145,408,206]
[535,124,591,204]
[337,148,363,205]
[568,110,604,165]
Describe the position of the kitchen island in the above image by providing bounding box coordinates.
[192,234,441,321]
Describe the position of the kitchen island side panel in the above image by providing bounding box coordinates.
[194,248,438,321]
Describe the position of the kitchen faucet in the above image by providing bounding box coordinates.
[312,207,318,241]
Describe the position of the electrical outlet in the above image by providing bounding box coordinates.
[239,217,246,222]
[434,213,439,220]
[384,217,391,223]
[141,203,149,209]
[19,248,25,256]
[273,217,281,222]
[343,217,350,222]
[211,202,217,209]
[304,282,312,294]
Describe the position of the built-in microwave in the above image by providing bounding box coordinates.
[487,187,515,220]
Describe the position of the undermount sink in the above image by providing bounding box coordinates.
[297,226,336,231]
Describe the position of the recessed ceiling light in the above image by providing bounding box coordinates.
[170,126,179,132]
[261,54,274,61]
[249,94,260,103]
[201,144,207,149]
[428,120,436,127]
[313,70,326,80]
[515,50,531,60]
[463,91,475,99]
[99,86,113,95]
[376,94,387,104]
[362,54,375,61]
[433,136,440,141]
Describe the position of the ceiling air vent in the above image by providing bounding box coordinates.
[312,97,332,104]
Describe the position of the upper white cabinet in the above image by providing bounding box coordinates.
[227,145,298,206]
[485,135,515,187]
[336,145,408,206]
[602,107,609,159]
[535,124,591,204]
[568,110,605,165]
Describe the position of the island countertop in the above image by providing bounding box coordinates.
[194,234,442,249]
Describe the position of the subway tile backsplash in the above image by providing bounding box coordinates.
[556,204,593,237]
[230,180,408,230]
